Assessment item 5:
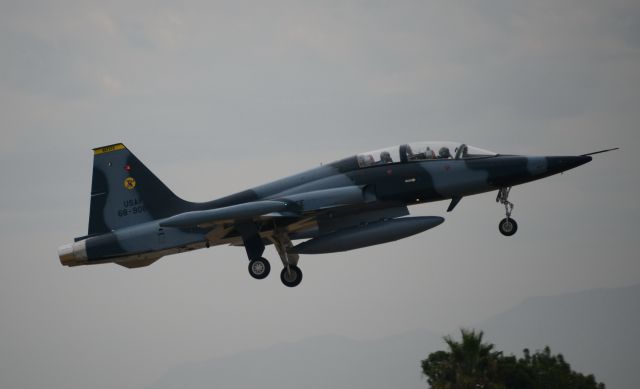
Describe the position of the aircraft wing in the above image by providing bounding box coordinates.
[160,200,291,227]
[160,186,375,228]
[271,186,375,213]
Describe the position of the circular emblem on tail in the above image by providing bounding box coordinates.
[124,177,137,190]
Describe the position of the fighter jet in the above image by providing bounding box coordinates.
[58,142,616,287]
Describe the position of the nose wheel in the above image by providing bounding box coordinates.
[496,187,518,236]
[498,217,518,236]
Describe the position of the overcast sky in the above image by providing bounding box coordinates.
[1,1,639,388]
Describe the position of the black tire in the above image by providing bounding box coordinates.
[499,218,518,236]
[280,266,303,287]
[248,257,270,279]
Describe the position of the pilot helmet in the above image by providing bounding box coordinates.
[439,147,451,158]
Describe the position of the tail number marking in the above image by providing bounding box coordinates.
[118,198,147,217]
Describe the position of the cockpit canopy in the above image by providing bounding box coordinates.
[356,141,496,168]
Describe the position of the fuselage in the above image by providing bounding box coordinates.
[58,143,591,267]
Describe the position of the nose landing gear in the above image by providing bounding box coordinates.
[497,187,518,236]
[499,217,518,236]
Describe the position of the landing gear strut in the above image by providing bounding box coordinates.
[496,187,518,236]
[237,222,271,280]
[272,232,303,287]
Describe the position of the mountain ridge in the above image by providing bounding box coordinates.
[148,284,640,389]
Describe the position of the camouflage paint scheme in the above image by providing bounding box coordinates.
[58,142,596,287]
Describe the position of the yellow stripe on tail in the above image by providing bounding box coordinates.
[93,143,126,155]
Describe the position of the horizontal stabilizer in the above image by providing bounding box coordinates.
[160,200,290,227]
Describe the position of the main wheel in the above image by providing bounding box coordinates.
[248,257,270,279]
[499,218,518,236]
[280,266,303,287]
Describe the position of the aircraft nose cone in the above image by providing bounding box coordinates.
[546,155,592,174]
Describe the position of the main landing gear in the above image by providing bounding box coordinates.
[249,257,302,287]
[248,257,270,279]
[280,265,303,288]
[239,222,304,287]
[273,232,302,287]
[246,249,303,287]
[496,187,518,236]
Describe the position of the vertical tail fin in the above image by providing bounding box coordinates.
[88,143,191,235]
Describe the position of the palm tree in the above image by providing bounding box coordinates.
[422,329,503,389]
[422,331,606,389]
